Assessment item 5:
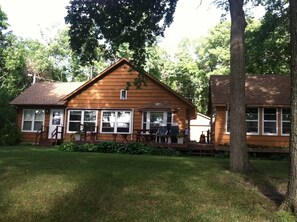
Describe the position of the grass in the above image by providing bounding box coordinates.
[0,145,290,222]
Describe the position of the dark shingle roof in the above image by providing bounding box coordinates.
[210,75,290,106]
[10,82,84,106]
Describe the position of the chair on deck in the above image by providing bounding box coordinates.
[155,125,168,143]
[168,125,179,143]
[83,124,98,141]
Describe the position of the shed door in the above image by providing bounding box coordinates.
[48,109,64,139]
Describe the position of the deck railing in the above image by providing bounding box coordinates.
[51,126,64,145]
[35,126,49,145]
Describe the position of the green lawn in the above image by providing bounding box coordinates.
[0,146,289,222]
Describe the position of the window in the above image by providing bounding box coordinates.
[101,110,132,133]
[22,109,45,132]
[263,108,277,135]
[68,110,97,132]
[142,111,172,130]
[120,90,127,99]
[226,111,230,133]
[226,108,259,134]
[246,108,259,134]
[282,108,290,135]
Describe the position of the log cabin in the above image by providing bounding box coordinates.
[10,58,196,145]
[210,75,290,149]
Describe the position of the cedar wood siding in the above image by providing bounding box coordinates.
[214,106,289,148]
[65,62,195,142]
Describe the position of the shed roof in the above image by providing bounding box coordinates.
[210,75,290,106]
[10,82,84,106]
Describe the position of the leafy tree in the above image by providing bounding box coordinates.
[197,22,231,76]
[0,6,8,75]
[245,1,289,74]
[65,0,178,86]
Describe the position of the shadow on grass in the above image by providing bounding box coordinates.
[0,146,286,221]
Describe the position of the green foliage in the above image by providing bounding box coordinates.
[65,0,178,65]
[0,123,21,145]
[275,211,296,222]
[58,141,180,156]
[245,2,289,74]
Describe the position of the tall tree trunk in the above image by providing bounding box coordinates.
[279,0,297,215]
[228,0,251,173]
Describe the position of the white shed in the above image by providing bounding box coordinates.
[190,113,211,142]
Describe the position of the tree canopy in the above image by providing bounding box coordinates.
[65,0,178,69]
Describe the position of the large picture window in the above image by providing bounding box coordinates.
[282,108,290,135]
[263,108,277,135]
[101,110,132,133]
[22,109,45,132]
[142,111,172,130]
[68,110,97,132]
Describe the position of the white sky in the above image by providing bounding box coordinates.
[0,0,223,52]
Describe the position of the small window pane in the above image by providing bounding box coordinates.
[264,108,277,120]
[70,111,82,121]
[120,90,127,99]
[69,122,81,131]
[84,111,96,121]
[282,108,290,121]
[24,110,33,121]
[282,122,290,134]
[246,121,258,133]
[23,121,32,130]
[84,122,96,131]
[35,110,45,121]
[246,108,258,120]
[264,122,277,134]
[34,121,43,131]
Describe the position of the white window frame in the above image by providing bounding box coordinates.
[120,89,127,100]
[142,111,172,131]
[281,108,290,136]
[67,110,98,133]
[246,107,259,135]
[262,108,278,135]
[225,108,259,135]
[22,109,45,132]
[100,110,132,134]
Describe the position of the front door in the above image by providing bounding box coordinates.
[48,109,64,139]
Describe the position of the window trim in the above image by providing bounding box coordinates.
[281,108,290,136]
[225,110,230,134]
[262,108,278,136]
[100,110,132,134]
[21,109,45,132]
[67,110,98,133]
[120,89,127,100]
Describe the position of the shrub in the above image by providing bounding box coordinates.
[0,123,21,145]
[58,141,180,157]
[58,142,80,152]
[96,141,121,153]
[119,142,151,155]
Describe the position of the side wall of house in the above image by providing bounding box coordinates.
[214,106,289,148]
[65,63,194,142]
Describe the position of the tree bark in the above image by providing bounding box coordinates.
[279,0,297,215]
[228,0,251,173]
